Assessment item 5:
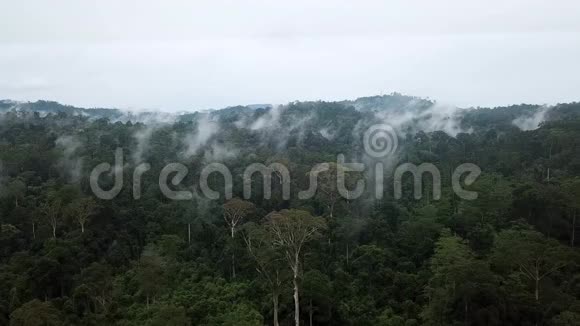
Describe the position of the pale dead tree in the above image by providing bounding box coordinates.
[31,207,42,240]
[243,223,288,326]
[67,197,97,233]
[223,198,254,278]
[265,209,327,326]
[181,196,212,244]
[42,199,62,239]
[563,178,580,247]
[185,206,194,245]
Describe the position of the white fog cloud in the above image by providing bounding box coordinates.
[512,106,553,131]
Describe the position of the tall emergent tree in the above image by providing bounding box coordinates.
[492,229,571,303]
[66,197,97,233]
[41,198,62,239]
[265,209,327,326]
[563,178,580,246]
[223,198,254,278]
[244,222,288,326]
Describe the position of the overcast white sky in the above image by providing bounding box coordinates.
[1,0,579,111]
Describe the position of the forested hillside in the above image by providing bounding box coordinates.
[1,94,580,325]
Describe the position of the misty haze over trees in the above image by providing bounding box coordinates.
[1,93,580,325]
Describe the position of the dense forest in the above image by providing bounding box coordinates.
[1,93,580,326]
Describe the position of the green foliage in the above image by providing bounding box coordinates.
[10,300,62,326]
[0,98,580,325]
[203,303,263,326]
